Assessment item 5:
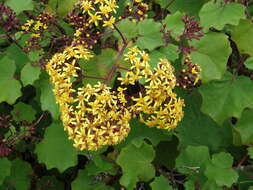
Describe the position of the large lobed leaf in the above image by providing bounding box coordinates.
[190,32,231,82]
[199,72,253,124]
[204,152,238,187]
[232,19,253,56]
[116,140,155,189]
[35,122,78,173]
[0,56,22,104]
[136,19,164,51]
[199,2,245,31]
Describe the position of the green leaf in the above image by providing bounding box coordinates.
[0,56,16,80]
[184,181,195,190]
[249,186,253,190]
[150,176,173,190]
[116,140,155,189]
[0,79,22,105]
[6,159,32,190]
[117,119,171,149]
[47,0,58,11]
[160,44,179,61]
[0,158,11,184]
[176,146,211,175]
[6,44,29,72]
[154,136,179,169]
[72,169,114,190]
[5,0,34,15]
[163,11,185,39]
[154,0,169,8]
[11,102,36,122]
[167,0,208,17]
[204,152,238,187]
[35,121,77,172]
[234,109,253,145]
[190,32,231,82]
[177,90,233,152]
[0,56,22,104]
[231,19,253,56]
[86,154,116,176]
[27,50,44,62]
[136,19,164,51]
[38,73,60,119]
[150,44,179,69]
[79,49,117,86]
[247,147,253,159]
[199,2,245,31]
[47,0,77,17]
[115,19,138,40]
[57,0,77,17]
[244,57,253,70]
[199,72,253,124]
[202,180,223,190]
[21,63,41,86]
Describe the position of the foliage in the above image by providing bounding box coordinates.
[0,0,253,189]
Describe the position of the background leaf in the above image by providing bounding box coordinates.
[204,152,238,187]
[190,32,231,82]
[177,90,233,152]
[150,176,173,190]
[231,19,253,56]
[21,63,41,86]
[5,159,32,190]
[0,56,21,104]
[244,57,253,70]
[11,102,36,122]
[199,2,245,31]
[72,169,114,190]
[199,72,253,124]
[115,19,138,40]
[5,0,34,15]
[167,0,208,17]
[0,158,11,184]
[176,146,211,175]
[136,19,164,51]
[38,73,60,119]
[116,140,155,189]
[35,122,78,172]
[234,109,253,145]
[163,11,184,39]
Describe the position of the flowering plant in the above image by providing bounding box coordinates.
[0,0,253,189]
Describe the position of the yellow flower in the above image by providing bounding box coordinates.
[88,12,102,26]
[105,0,118,12]
[32,33,40,38]
[80,0,94,13]
[33,21,44,31]
[74,29,82,37]
[102,16,115,28]
[21,19,34,31]
[99,5,112,17]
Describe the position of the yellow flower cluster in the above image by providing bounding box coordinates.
[21,14,49,38]
[119,46,185,130]
[46,45,131,150]
[46,45,184,151]
[78,0,118,28]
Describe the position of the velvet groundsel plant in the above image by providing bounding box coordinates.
[46,45,185,150]
[2,0,253,189]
